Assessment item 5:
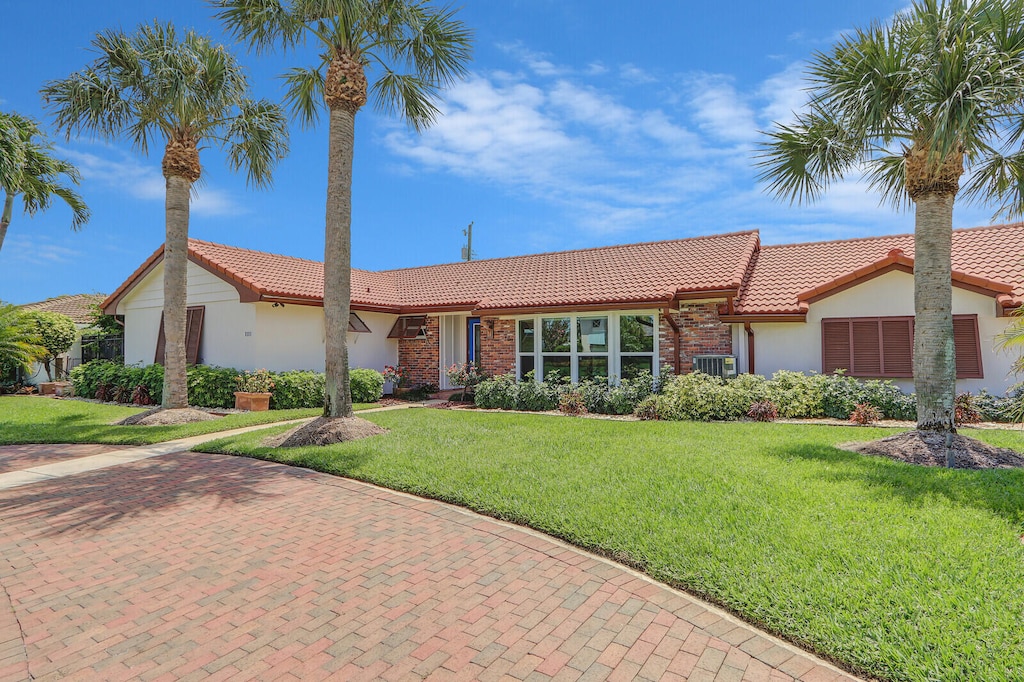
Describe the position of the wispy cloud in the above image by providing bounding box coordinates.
[6,235,82,266]
[59,147,247,217]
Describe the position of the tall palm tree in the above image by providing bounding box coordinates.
[213,0,472,421]
[43,22,288,411]
[0,111,89,253]
[758,0,1024,436]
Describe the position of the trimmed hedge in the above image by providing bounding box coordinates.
[70,361,384,409]
[473,368,1022,423]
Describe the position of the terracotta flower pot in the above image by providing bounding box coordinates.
[234,391,271,411]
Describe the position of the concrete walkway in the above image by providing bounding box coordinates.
[0,429,862,681]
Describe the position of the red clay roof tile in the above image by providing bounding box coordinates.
[21,293,106,324]
[733,222,1024,315]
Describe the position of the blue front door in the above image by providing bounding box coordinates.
[467,317,481,365]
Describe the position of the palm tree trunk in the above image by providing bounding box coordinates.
[0,192,13,253]
[913,192,956,432]
[323,105,355,419]
[162,174,191,409]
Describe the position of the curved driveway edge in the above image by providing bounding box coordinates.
[0,449,863,681]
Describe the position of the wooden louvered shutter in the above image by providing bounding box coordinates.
[880,318,913,376]
[822,319,852,374]
[185,307,205,365]
[153,306,205,365]
[851,320,881,375]
[953,315,983,378]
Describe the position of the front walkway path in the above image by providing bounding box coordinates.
[0,439,861,681]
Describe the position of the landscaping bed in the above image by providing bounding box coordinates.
[196,409,1024,682]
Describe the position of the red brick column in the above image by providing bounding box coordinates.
[479,317,516,377]
[659,303,732,374]
[398,315,440,387]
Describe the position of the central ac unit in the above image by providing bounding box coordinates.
[692,354,737,378]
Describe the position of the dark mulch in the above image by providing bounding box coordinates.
[117,408,221,426]
[841,430,1024,469]
[269,416,387,448]
[427,401,477,410]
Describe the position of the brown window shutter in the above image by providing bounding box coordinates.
[822,319,851,374]
[154,316,166,365]
[851,320,882,375]
[953,314,983,379]
[185,306,205,365]
[880,318,913,376]
[153,306,205,366]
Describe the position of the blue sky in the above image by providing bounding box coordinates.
[0,0,996,304]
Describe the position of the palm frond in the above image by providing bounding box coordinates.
[282,65,326,127]
[370,70,440,131]
[212,0,306,53]
[226,99,290,187]
[755,111,862,205]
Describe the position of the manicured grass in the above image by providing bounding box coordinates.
[0,396,376,445]
[196,410,1024,682]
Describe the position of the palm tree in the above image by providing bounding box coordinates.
[0,111,89,253]
[213,0,472,422]
[43,22,289,411]
[758,0,1024,436]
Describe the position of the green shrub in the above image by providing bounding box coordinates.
[475,373,518,410]
[974,387,1024,423]
[350,368,384,403]
[763,370,821,417]
[71,360,164,405]
[187,365,238,408]
[271,370,325,409]
[655,371,757,421]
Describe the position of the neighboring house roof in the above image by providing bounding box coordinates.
[732,223,1024,317]
[21,293,105,324]
[103,231,761,314]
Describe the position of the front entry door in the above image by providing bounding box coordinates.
[467,317,481,366]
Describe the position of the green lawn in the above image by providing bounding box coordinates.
[196,410,1024,682]
[0,396,376,445]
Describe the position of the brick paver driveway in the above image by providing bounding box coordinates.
[0,450,858,681]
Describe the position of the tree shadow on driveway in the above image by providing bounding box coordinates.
[0,452,303,538]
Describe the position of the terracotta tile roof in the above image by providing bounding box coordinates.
[733,222,1024,315]
[383,231,760,311]
[21,293,105,324]
[103,232,760,314]
[186,240,402,308]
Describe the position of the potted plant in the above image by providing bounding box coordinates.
[234,368,274,411]
[383,364,408,396]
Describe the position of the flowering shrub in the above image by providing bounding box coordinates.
[236,368,275,393]
[747,401,779,422]
[849,403,883,425]
[954,392,982,425]
[382,365,407,389]
[558,390,588,416]
[445,362,484,400]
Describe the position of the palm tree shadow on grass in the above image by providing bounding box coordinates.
[771,443,1024,527]
[0,453,314,537]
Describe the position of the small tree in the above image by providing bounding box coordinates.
[0,303,46,378]
[28,311,77,380]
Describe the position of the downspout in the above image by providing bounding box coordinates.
[744,323,755,374]
[662,305,681,375]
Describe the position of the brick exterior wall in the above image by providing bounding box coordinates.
[479,317,516,377]
[398,315,440,387]
[659,303,733,374]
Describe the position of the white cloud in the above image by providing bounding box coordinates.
[59,147,246,217]
[496,42,572,77]
[619,63,657,85]
[757,62,810,126]
[685,74,759,144]
[6,235,82,266]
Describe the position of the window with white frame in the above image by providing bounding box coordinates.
[516,312,658,382]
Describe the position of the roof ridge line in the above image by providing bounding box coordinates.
[761,221,1024,251]
[379,229,761,274]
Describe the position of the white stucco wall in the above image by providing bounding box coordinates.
[116,260,397,373]
[253,304,397,372]
[748,270,1018,395]
[24,328,86,385]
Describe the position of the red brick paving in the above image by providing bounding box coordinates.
[0,443,134,472]
[0,452,861,681]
